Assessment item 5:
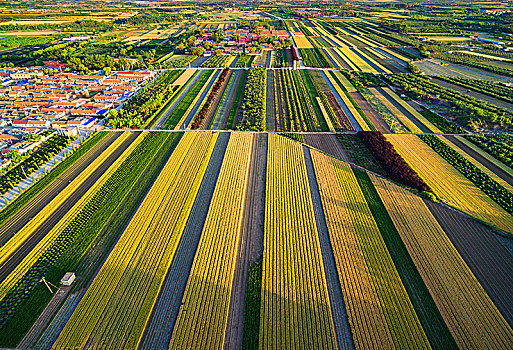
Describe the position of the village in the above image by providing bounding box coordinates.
[0,62,155,168]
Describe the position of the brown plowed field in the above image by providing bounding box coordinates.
[303,134,350,162]
[350,91,390,133]
[425,199,513,327]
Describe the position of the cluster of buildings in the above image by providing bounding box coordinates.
[191,26,290,56]
[0,67,155,138]
[0,130,56,170]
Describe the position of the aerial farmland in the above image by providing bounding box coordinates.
[0,1,512,349]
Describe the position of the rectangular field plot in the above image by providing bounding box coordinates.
[2,128,512,350]
[259,135,337,349]
[387,134,513,232]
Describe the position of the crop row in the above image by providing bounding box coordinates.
[372,176,513,349]
[161,70,213,129]
[387,134,513,233]
[0,131,107,228]
[418,108,465,134]
[234,54,253,68]
[273,49,292,67]
[312,151,411,349]
[138,133,230,349]
[299,70,331,131]
[419,135,513,215]
[169,134,252,349]
[0,132,179,347]
[358,131,431,192]
[241,258,263,350]
[328,156,430,349]
[308,70,347,131]
[465,134,513,169]
[292,70,323,130]
[358,87,408,133]
[382,87,441,133]
[435,76,513,104]
[201,54,233,68]
[299,48,320,68]
[368,87,422,133]
[54,132,218,349]
[191,68,229,129]
[238,68,266,131]
[431,51,513,78]
[0,132,132,302]
[259,135,336,349]
[0,134,71,195]
[354,168,456,349]
[299,48,333,68]
[226,70,247,129]
[108,70,183,128]
[0,132,143,339]
[274,69,320,132]
[327,71,375,131]
[386,73,513,130]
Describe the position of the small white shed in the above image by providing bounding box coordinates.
[61,272,76,286]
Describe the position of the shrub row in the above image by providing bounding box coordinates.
[191,68,229,129]
[420,134,513,215]
[0,134,71,195]
[238,68,266,131]
[0,132,173,344]
[465,134,513,169]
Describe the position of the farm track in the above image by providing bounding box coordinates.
[139,133,230,349]
[202,69,233,129]
[425,200,513,327]
[0,132,137,285]
[18,286,71,349]
[303,134,350,162]
[303,147,355,350]
[32,290,85,350]
[349,91,389,133]
[377,87,430,133]
[224,133,267,350]
[444,135,513,187]
[0,132,119,248]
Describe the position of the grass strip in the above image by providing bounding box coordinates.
[241,258,263,350]
[353,167,458,350]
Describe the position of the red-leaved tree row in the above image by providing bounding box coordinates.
[358,131,431,192]
[191,68,230,129]
[292,47,299,61]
